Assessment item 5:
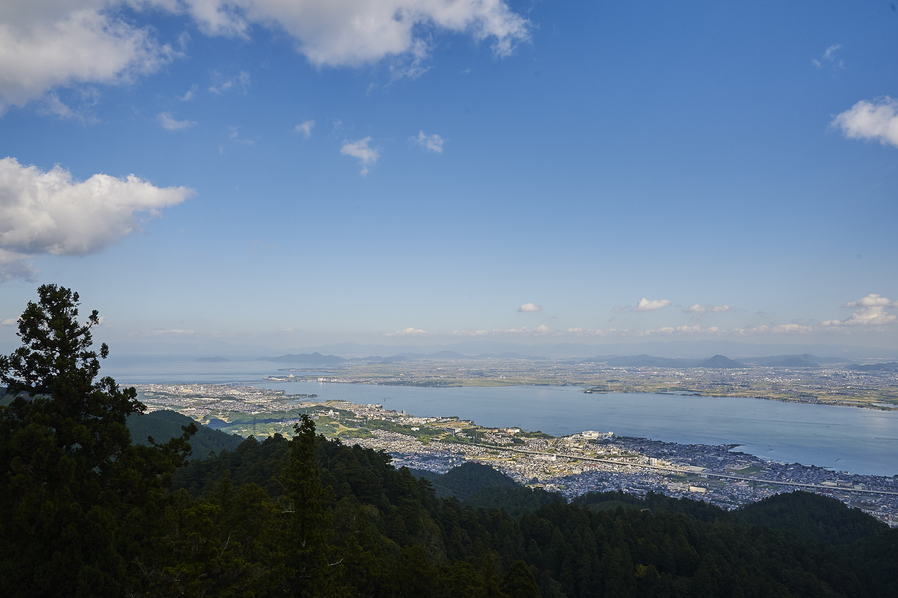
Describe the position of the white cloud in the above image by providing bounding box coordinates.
[0,156,194,281]
[295,119,315,138]
[633,298,672,312]
[843,293,896,308]
[340,137,379,175]
[385,327,428,337]
[0,3,177,113]
[158,112,196,130]
[412,130,445,153]
[1,1,528,112]
[209,70,250,94]
[684,304,730,313]
[0,248,38,282]
[178,84,198,101]
[812,44,843,69]
[229,126,254,145]
[389,38,430,82]
[518,302,542,313]
[823,294,897,326]
[534,324,551,334]
[1,316,20,325]
[770,324,812,333]
[831,97,898,149]
[734,324,814,335]
[221,0,530,67]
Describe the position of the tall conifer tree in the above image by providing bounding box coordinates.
[0,285,193,597]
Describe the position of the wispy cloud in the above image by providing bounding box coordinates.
[831,97,898,149]
[411,321,836,339]
[178,85,198,101]
[389,39,431,82]
[733,324,813,335]
[158,112,196,131]
[518,302,542,312]
[684,304,731,314]
[295,120,315,139]
[385,327,429,337]
[633,298,672,312]
[1,317,20,326]
[229,126,254,145]
[823,293,897,326]
[411,130,445,153]
[812,44,843,69]
[209,70,250,94]
[340,137,380,175]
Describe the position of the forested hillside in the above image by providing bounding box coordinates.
[128,409,244,460]
[161,426,898,598]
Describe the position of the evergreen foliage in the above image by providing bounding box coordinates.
[0,285,194,597]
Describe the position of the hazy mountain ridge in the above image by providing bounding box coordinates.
[88,339,898,361]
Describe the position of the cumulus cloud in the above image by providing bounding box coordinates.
[385,327,428,337]
[157,112,195,130]
[295,120,315,138]
[823,294,897,326]
[0,1,528,111]
[831,97,898,149]
[1,316,20,326]
[222,0,530,67]
[684,304,731,314]
[518,302,542,313]
[0,156,193,281]
[412,130,445,153]
[843,293,896,308]
[0,3,178,112]
[535,324,551,334]
[340,137,379,175]
[633,298,672,312]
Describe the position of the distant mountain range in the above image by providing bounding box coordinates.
[258,352,347,365]
[255,351,853,370]
[590,353,848,369]
[88,339,898,361]
[255,350,552,366]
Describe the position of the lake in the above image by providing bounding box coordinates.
[104,359,898,477]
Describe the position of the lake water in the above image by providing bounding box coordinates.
[104,359,898,477]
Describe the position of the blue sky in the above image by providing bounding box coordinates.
[1,1,897,352]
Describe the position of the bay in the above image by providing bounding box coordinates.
[103,359,898,477]
[254,381,898,478]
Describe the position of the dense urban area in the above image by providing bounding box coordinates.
[136,377,898,528]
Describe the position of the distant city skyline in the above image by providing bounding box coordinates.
[1,2,896,351]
